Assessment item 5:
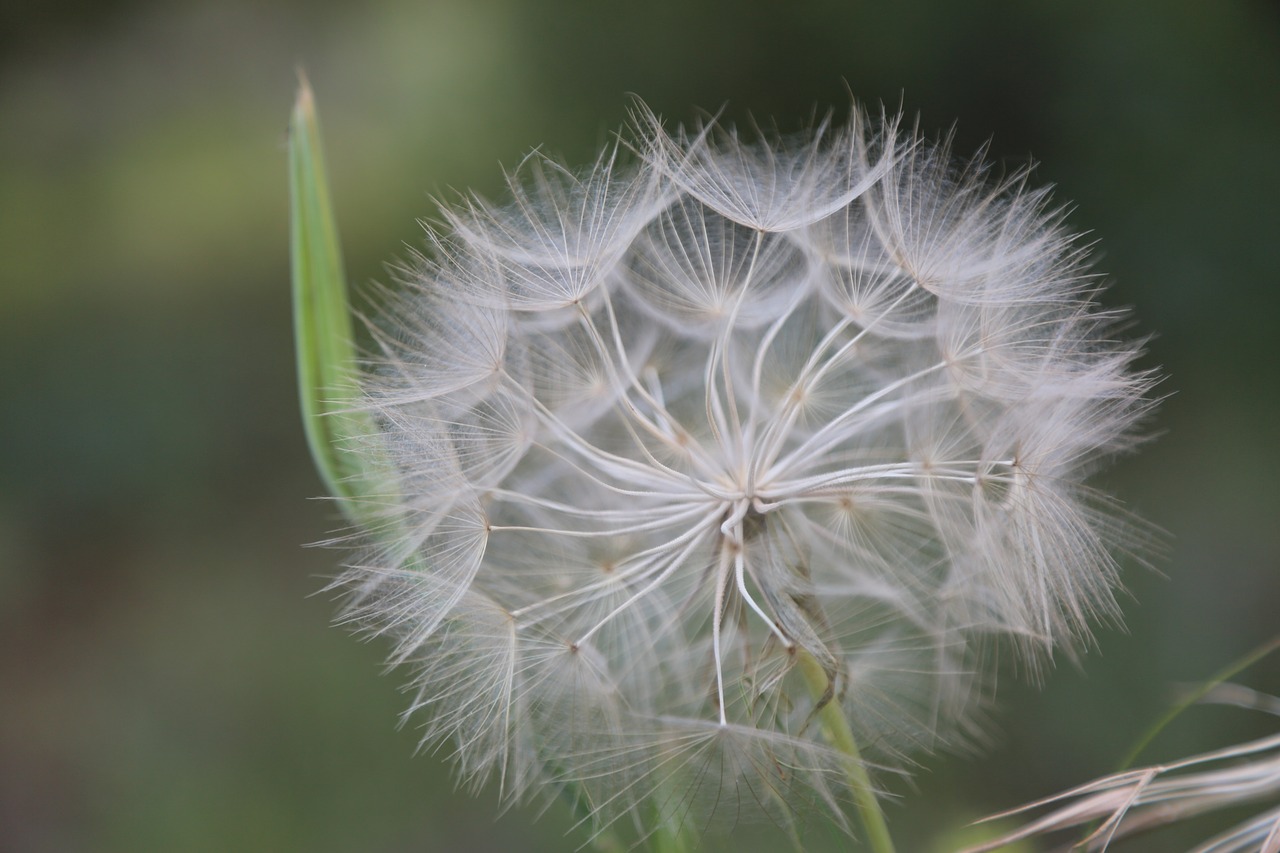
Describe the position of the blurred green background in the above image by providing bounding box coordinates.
[2,1,1278,850]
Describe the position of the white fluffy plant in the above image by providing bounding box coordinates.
[289,81,1155,852]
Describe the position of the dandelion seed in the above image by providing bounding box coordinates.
[332,101,1156,840]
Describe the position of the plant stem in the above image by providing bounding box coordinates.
[1117,632,1280,771]
[797,650,896,853]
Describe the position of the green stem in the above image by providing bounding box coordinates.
[1117,633,1280,771]
[797,650,896,853]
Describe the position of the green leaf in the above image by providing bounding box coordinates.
[289,73,386,526]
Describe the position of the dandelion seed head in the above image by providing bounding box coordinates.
[336,101,1156,838]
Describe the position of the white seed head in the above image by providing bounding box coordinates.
[336,102,1156,839]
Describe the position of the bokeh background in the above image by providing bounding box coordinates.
[3,1,1278,850]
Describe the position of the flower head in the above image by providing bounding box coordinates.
[337,102,1155,839]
